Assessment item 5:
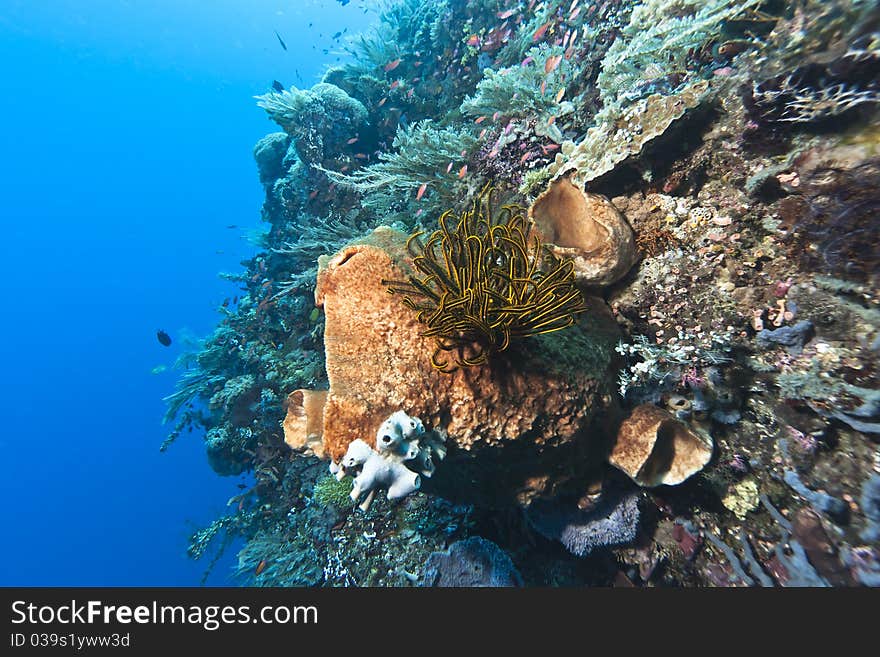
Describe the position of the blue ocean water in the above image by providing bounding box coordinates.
[0,0,373,585]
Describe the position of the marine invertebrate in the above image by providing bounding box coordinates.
[321,120,476,201]
[384,185,587,371]
[525,486,641,557]
[527,177,637,288]
[423,537,522,587]
[609,404,713,487]
[536,79,711,191]
[255,83,368,168]
[330,411,445,511]
[293,225,618,506]
[597,0,762,102]
[282,389,328,458]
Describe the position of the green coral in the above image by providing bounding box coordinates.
[312,475,354,510]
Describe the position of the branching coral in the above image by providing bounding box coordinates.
[383,185,587,372]
[321,120,476,196]
[597,0,762,103]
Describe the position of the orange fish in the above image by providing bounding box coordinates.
[547,115,556,126]
[545,55,562,74]
[532,21,551,41]
[355,153,368,159]
[520,152,533,164]
[540,80,547,95]
[458,165,468,178]
[378,97,387,106]
[407,88,415,98]
[347,136,359,144]
[255,560,267,576]
[488,148,499,158]
[466,34,480,47]
[479,128,487,139]
[475,115,487,124]
[541,143,560,154]
[390,79,400,90]
[416,182,427,200]
[383,58,401,72]
[497,9,517,19]
[569,6,581,21]
[555,87,565,103]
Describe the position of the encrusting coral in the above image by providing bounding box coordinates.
[383,185,587,372]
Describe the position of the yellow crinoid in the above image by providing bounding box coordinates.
[384,185,587,372]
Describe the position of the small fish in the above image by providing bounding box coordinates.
[458,165,467,178]
[520,151,533,164]
[389,79,400,90]
[156,330,172,347]
[715,40,751,58]
[540,80,547,94]
[460,149,467,157]
[446,162,454,173]
[347,136,359,144]
[255,560,267,576]
[488,148,499,158]
[466,34,480,47]
[274,30,287,51]
[545,54,562,74]
[569,6,582,21]
[475,115,487,124]
[222,298,230,307]
[354,153,368,159]
[532,21,551,42]
[555,87,565,103]
[383,58,401,72]
[547,115,557,126]
[308,190,319,200]
[378,97,387,106]
[226,224,238,229]
[497,9,517,19]
[406,88,415,98]
[332,31,343,40]
[271,80,284,93]
[479,128,487,139]
[416,183,427,200]
[541,143,560,154]
[521,55,534,67]
[492,111,500,121]
[336,0,350,5]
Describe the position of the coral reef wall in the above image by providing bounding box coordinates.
[167,0,880,587]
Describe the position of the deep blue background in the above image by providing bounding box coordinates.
[0,0,373,585]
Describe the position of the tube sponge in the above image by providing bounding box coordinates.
[332,411,447,510]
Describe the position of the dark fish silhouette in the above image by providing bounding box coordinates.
[337,0,350,5]
[332,31,343,40]
[272,80,284,92]
[274,30,287,51]
[156,330,172,347]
